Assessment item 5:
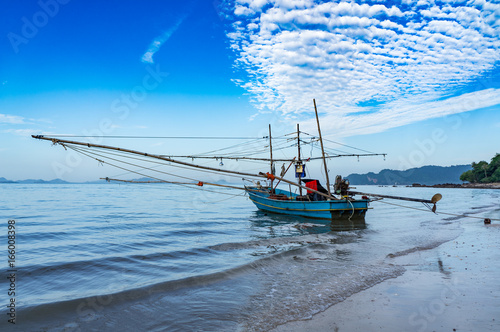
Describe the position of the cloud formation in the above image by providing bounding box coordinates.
[225,0,500,136]
[141,16,186,64]
[2,128,39,137]
[0,113,25,124]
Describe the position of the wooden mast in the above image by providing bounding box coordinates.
[313,99,332,197]
[297,123,303,196]
[269,124,274,188]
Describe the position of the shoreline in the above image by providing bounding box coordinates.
[410,183,500,189]
[271,217,500,332]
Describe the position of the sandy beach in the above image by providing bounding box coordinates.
[272,217,500,332]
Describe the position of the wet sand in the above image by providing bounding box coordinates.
[272,220,500,332]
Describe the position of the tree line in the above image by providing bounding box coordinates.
[460,153,500,183]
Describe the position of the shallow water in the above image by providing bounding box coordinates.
[0,184,498,331]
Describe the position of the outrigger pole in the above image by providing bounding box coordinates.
[348,190,442,212]
[32,135,336,200]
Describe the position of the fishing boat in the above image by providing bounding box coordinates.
[31,100,441,223]
[243,100,373,221]
[245,185,370,220]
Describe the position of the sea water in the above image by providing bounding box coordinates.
[0,183,498,331]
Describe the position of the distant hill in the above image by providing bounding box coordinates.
[17,178,70,184]
[346,165,472,186]
[0,177,71,184]
[0,177,16,183]
[0,176,236,185]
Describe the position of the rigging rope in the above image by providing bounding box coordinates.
[375,200,500,221]
[322,138,378,154]
[202,191,247,204]
[183,136,295,160]
[65,145,244,195]
[67,143,251,181]
[46,135,271,140]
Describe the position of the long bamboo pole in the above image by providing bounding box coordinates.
[269,124,274,188]
[161,154,384,162]
[32,135,336,200]
[273,157,296,190]
[348,191,436,204]
[313,99,332,196]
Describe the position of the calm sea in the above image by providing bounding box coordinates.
[0,183,499,331]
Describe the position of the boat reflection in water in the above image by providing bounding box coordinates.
[250,208,367,233]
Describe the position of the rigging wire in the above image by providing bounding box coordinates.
[299,131,379,155]
[323,138,377,154]
[108,162,168,179]
[177,139,298,160]
[66,144,249,183]
[203,191,248,204]
[82,142,270,173]
[63,141,270,186]
[68,145,201,183]
[181,135,293,159]
[189,138,264,157]
[375,200,500,221]
[45,135,271,140]
[66,145,243,196]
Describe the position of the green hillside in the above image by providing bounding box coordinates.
[460,154,500,183]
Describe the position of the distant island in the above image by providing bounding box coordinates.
[346,165,472,186]
[0,177,235,185]
[0,177,104,184]
[0,177,71,184]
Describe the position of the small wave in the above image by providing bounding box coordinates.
[19,249,308,325]
[236,262,406,331]
[209,233,341,251]
[19,245,214,278]
[386,239,455,258]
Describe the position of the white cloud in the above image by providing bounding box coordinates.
[0,114,25,124]
[235,5,255,16]
[225,0,500,136]
[2,128,39,137]
[141,16,186,64]
[309,88,500,137]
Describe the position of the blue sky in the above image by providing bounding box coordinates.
[1,0,499,182]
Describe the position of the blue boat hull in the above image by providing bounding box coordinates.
[245,186,369,221]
